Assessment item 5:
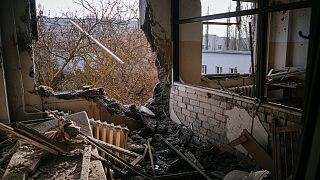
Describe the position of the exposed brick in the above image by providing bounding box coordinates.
[211,105,224,115]
[209,99,221,107]
[212,95,225,101]
[207,130,220,141]
[279,111,288,119]
[202,121,210,128]
[179,91,188,97]
[198,114,208,122]
[175,95,182,102]
[173,106,181,113]
[208,119,218,126]
[190,112,197,118]
[178,102,186,108]
[182,97,189,103]
[178,86,186,92]
[215,113,226,122]
[186,116,195,124]
[247,103,254,109]
[194,106,204,114]
[190,99,200,106]
[176,112,186,121]
[220,101,227,109]
[257,112,266,122]
[187,104,194,111]
[198,96,208,103]
[265,108,273,115]
[213,125,226,136]
[186,88,196,94]
[241,101,248,108]
[195,91,207,97]
[170,100,177,106]
[192,121,202,132]
[266,115,274,124]
[182,109,191,116]
[200,102,210,110]
[200,127,208,136]
[204,109,214,117]
[258,106,265,113]
[188,93,197,100]
[287,114,301,122]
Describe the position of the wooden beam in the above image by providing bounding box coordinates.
[80,145,92,180]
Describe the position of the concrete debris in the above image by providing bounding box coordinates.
[137,106,155,117]
[223,170,270,180]
[0,87,263,179]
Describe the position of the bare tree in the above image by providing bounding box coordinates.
[34,0,158,104]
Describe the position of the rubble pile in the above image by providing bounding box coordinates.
[0,88,263,179]
[127,116,259,179]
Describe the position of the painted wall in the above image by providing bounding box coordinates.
[268,8,310,70]
[179,0,202,84]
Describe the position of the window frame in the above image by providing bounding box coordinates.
[171,0,312,99]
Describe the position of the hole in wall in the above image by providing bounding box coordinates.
[33,0,158,105]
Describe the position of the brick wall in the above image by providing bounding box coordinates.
[170,82,302,151]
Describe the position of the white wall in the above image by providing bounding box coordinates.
[202,51,251,74]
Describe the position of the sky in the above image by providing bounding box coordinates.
[37,0,138,17]
[36,0,253,36]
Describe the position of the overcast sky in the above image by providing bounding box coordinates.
[36,0,251,36]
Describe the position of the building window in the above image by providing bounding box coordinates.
[229,67,238,74]
[201,65,207,74]
[215,66,222,74]
[218,45,222,50]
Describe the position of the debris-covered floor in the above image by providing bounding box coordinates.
[0,89,269,179]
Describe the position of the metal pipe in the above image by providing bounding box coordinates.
[70,20,124,64]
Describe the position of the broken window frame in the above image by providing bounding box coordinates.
[172,0,312,100]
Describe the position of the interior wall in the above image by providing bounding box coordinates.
[179,0,202,84]
[0,30,10,123]
[268,8,310,70]
[170,82,302,155]
[42,97,141,129]
[0,0,42,122]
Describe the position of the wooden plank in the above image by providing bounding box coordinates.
[15,123,67,154]
[81,134,154,180]
[0,123,58,154]
[212,135,248,155]
[241,129,273,171]
[147,139,155,177]
[130,145,148,166]
[80,145,92,180]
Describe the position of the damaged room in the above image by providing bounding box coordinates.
[0,0,320,179]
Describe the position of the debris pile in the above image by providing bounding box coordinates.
[0,88,269,179]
